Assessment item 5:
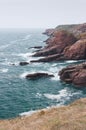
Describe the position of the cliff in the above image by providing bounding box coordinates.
[0,98,86,130]
[31,23,86,62]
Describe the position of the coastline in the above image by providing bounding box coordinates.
[0,23,86,129]
[0,98,86,130]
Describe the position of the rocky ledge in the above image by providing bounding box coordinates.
[59,62,86,87]
[31,23,86,62]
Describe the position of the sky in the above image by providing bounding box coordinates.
[0,0,86,28]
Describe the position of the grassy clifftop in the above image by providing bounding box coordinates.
[0,98,86,130]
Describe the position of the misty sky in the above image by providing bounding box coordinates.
[0,0,86,28]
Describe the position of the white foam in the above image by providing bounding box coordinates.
[0,68,8,73]
[18,52,32,59]
[17,52,42,63]
[20,72,30,78]
[49,66,63,81]
[36,93,42,98]
[51,63,57,67]
[23,35,31,40]
[11,35,31,44]
[2,61,19,66]
[65,60,78,63]
[44,89,67,101]
[0,43,11,50]
[20,70,53,79]
[19,105,63,117]
[51,73,60,81]
[31,62,42,66]
[19,110,37,116]
[44,88,82,102]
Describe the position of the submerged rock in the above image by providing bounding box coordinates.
[19,62,29,66]
[59,62,86,87]
[26,72,54,80]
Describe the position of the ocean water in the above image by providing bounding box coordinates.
[0,29,86,119]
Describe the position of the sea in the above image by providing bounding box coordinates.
[0,28,86,119]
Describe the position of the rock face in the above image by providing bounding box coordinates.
[31,23,86,62]
[59,62,86,87]
[26,72,54,80]
[64,39,86,60]
[33,30,77,57]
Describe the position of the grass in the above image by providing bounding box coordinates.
[0,98,86,130]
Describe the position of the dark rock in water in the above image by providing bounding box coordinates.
[19,62,29,66]
[10,63,15,66]
[26,72,54,80]
[29,46,42,49]
[59,62,86,87]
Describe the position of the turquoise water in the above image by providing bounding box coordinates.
[0,29,86,119]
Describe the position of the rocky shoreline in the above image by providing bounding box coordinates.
[30,23,86,87]
[31,23,86,63]
[17,23,86,87]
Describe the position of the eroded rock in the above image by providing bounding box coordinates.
[59,62,86,87]
[64,39,86,60]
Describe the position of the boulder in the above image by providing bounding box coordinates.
[26,72,54,80]
[19,62,29,66]
[59,62,86,87]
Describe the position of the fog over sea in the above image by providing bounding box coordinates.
[0,29,86,119]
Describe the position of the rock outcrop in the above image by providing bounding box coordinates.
[33,30,77,57]
[26,72,54,80]
[64,39,86,60]
[31,23,86,62]
[59,62,86,87]
[43,28,54,36]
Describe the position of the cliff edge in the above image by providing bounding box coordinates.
[0,98,86,130]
